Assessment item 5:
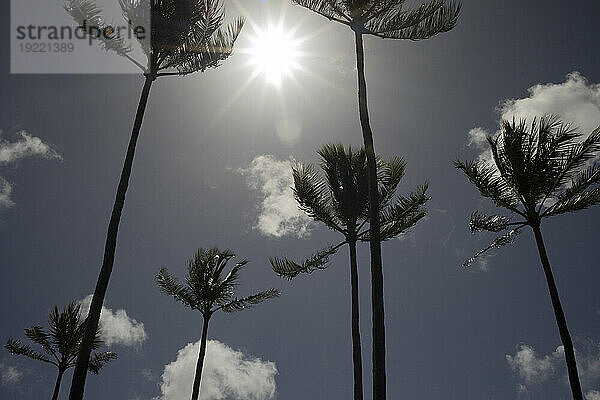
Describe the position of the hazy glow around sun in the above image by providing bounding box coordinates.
[247,25,300,86]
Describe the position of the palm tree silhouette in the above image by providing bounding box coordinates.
[156,247,280,400]
[456,116,600,400]
[63,1,243,397]
[288,1,460,396]
[5,302,116,400]
[270,143,429,400]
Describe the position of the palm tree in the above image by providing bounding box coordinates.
[456,116,600,400]
[63,1,243,398]
[288,2,460,397]
[5,302,116,400]
[156,247,280,400]
[270,143,429,400]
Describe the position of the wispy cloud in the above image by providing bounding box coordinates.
[507,340,600,394]
[587,390,600,400]
[467,72,600,161]
[155,339,277,400]
[0,362,23,385]
[79,295,147,347]
[506,344,561,385]
[239,155,312,238]
[0,130,61,208]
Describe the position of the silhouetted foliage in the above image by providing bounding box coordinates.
[5,303,116,400]
[288,2,460,397]
[62,2,243,398]
[271,144,429,400]
[456,115,600,400]
[156,247,280,400]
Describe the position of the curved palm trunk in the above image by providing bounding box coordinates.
[51,368,65,400]
[191,316,211,400]
[354,31,386,400]
[69,74,155,400]
[532,224,583,400]
[348,240,364,400]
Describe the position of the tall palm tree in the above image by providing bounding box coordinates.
[5,303,116,400]
[63,1,243,398]
[156,247,280,400]
[270,143,429,400]
[288,2,460,397]
[456,116,600,400]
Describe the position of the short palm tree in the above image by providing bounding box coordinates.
[270,143,429,400]
[288,2,460,397]
[63,1,243,398]
[456,116,600,400]
[5,303,116,400]
[156,247,280,400]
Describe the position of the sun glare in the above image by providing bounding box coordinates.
[247,25,300,86]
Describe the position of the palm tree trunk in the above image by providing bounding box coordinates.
[531,224,583,400]
[51,368,64,400]
[354,30,386,400]
[68,74,155,400]
[348,240,364,400]
[191,316,210,400]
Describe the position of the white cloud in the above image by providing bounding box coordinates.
[507,340,600,394]
[0,363,23,385]
[0,177,14,208]
[79,295,147,347]
[155,339,277,400]
[0,130,61,208]
[467,72,600,161]
[0,131,60,164]
[576,340,600,388]
[240,155,312,238]
[500,72,600,136]
[506,344,561,384]
[587,390,600,400]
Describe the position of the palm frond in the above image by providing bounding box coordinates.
[557,163,600,200]
[292,0,351,23]
[5,339,55,365]
[543,187,600,217]
[378,156,406,208]
[173,17,244,75]
[547,127,600,195]
[270,244,342,279]
[23,326,54,355]
[468,211,514,233]
[220,289,281,313]
[64,0,132,56]
[462,228,522,268]
[87,351,118,374]
[155,267,197,309]
[293,163,342,231]
[367,0,460,40]
[364,183,429,241]
[455,159,523,215]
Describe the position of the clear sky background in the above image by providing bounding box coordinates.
[1,1,600,399]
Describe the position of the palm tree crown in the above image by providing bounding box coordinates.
[271,143,429,277]
[156,247,280,400]
[456,116,600,264]
[65,0,243,76]
[6,303,116,374]
[62,2,244,398]
[456,115,600,400]
[5,303,116,400]
[157,247,280,318]
[293,0,460,38]
[270,144,428,400]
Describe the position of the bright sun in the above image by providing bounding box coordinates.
[247,25,300,86]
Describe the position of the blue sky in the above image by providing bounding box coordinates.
[1,1,600,399]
